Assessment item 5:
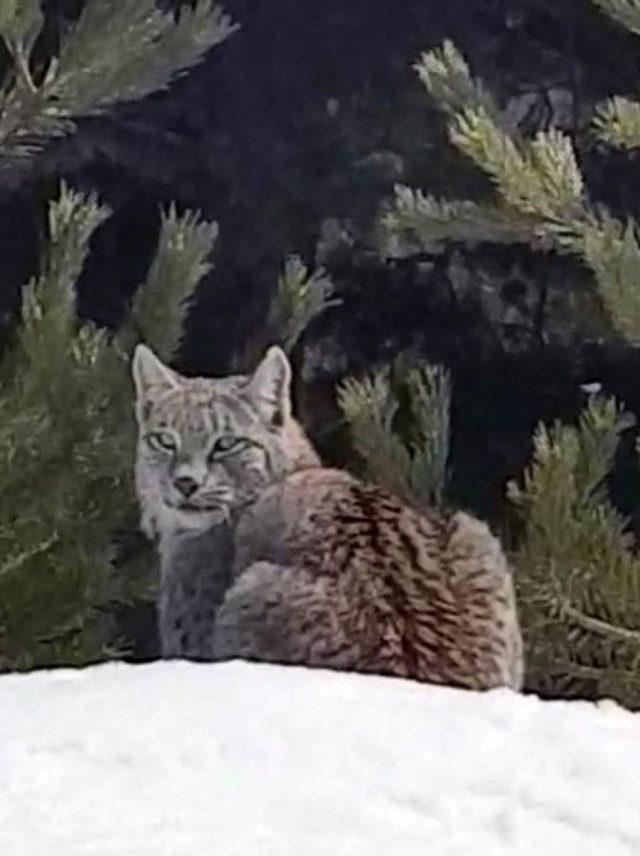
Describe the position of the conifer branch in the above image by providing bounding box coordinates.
[382,186,545,253]
[0,534,59,580]
[268,255,339,354]
[411,44,583,240]
[407,40,640,340]
[509,395,640,703]
[406,363,451,507]
[449,111,585,225]
[131,205,219,361]
[0,0,238,162]
[19,183,110,366]
[0,0,43,56]
[591,0,640,36]
[558,596,640,644]
[0,0,43,96]
[593,96,640,148]
[414,40,500,121]
[404,14,640,707]
[337,370,414,502]
[580,214,640,340]
[50,0,237,115]
[228,253,338,374]
[338,360,452,509]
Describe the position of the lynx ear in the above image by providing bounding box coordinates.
[132,344,180,420]
[246,346,291,427]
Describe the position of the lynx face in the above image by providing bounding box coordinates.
[133,345,306,534]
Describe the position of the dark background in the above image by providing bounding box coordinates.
[4,0,640,527]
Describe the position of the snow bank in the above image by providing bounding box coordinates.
[1,660,639,855]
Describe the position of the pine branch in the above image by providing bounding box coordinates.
[593,96,640,148]
[573,393,635,498]
[414,40,500,121]
[18,183,110,374]
[0,534,59,580]
[338,359,452,510]
[130,205,219,361]
[450,111,585,225]
[509,394,640,705]
[410,40,640,340]
[405,363,451,507]
[337,370,414,502]
[591,0,640,36]
[267,255,339,354]
[381,186,546,253]
[412,45,586,235]
[0,0,42,54]
[558,594,640,644]
[580,214,640,340]
[50,0,237,114]
[229,253,338,373]
[0,0,238,162]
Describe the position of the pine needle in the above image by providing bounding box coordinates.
[131,205,219,361]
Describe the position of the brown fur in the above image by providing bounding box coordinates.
[133,344,523,690]
[217,468,523,690]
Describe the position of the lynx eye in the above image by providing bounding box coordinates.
[146,431,177,453]
[209,435,246,459]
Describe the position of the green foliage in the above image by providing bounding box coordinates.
[383,186,543,256]
[0,186,219,671]
[0,0,42,56]
[268,255,339,354]
[412,45,585,235]
[592,0,640,37]
[383,30,640,341]
[404,362,451,509]
[230,253,338,373]
[414,39,499,122]
[337,360,451,509]
[129,205,219,362]
[593,0,640,149]
[381,14,640,707]
[592,0,640,152]
[0,0,238,161]
[508,396,640,707]
[337,369,413,501]
[593,96,640,148]
[19,184,110,375]
[0,0,233,670]
[450,115,584,227]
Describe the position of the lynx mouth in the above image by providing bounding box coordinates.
[177,502,207,512]
[172,501,231,523]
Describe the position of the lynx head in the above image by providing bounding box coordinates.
[132,344,319,537]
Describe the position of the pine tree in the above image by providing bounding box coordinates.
[0,0,235,670]
[377,0,640,706]
[0,186,219,670]
[508,395,640,707]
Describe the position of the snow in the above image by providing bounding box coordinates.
[1,661,640,856]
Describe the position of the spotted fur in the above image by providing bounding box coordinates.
[133,344,523,689]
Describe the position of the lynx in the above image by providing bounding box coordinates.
[133,344,523,690]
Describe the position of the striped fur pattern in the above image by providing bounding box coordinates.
[133,345,523,689]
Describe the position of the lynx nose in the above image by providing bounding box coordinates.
[173,475,199,498]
